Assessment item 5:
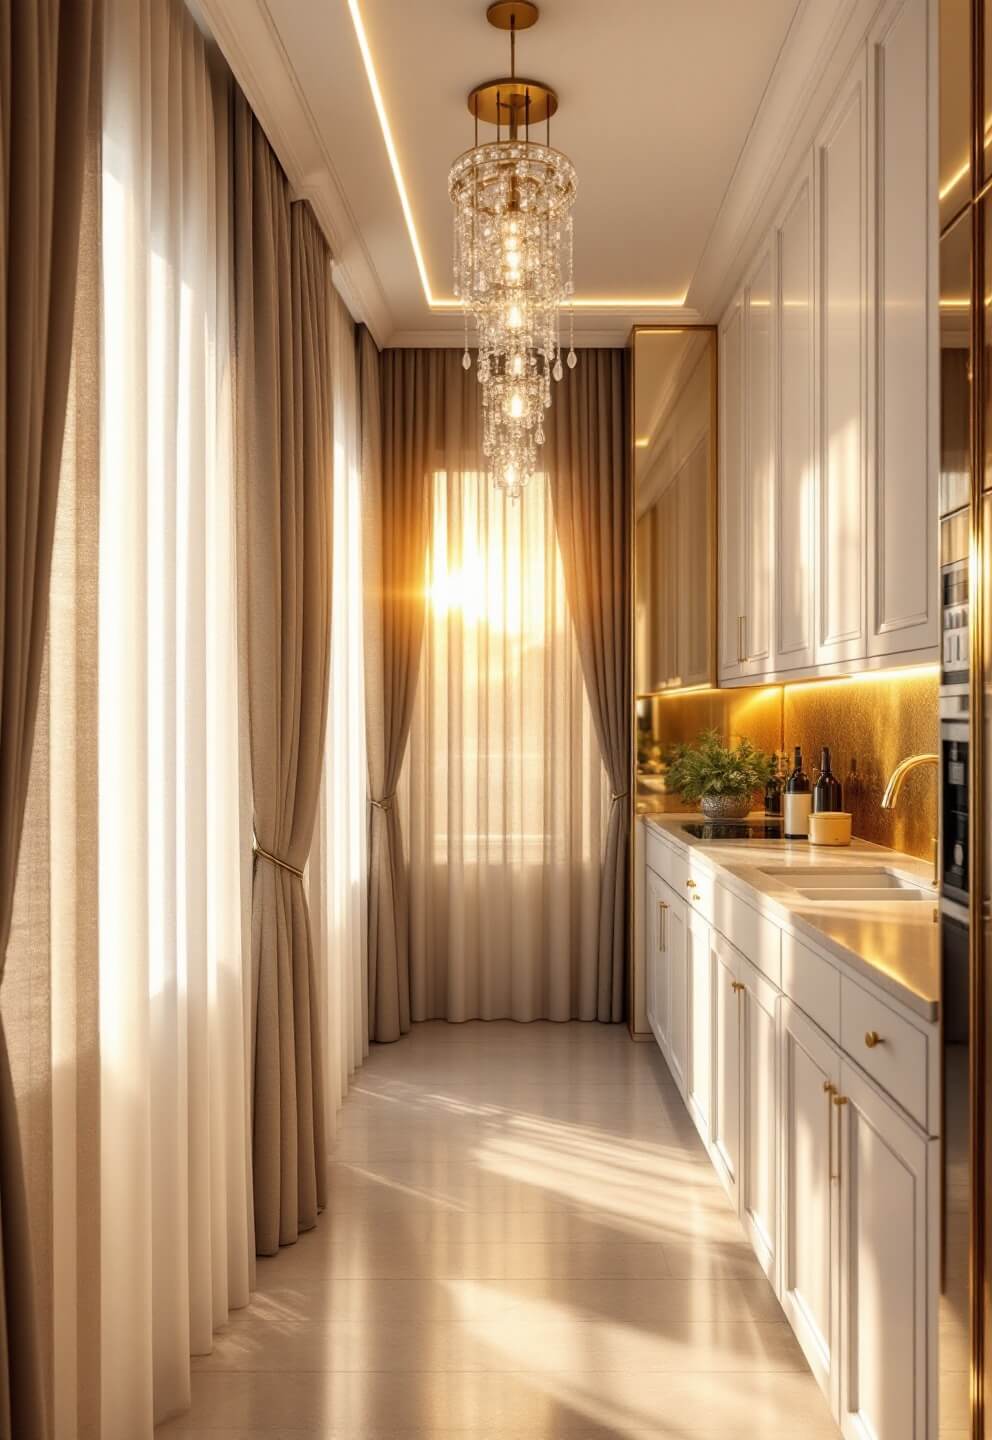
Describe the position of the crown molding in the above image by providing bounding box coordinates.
[196,0,393,346]
[687,0,881,322]
[389,306,704,350]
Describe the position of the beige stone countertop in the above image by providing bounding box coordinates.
[643,814,940,1022]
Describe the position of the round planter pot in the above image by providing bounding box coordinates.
[700,794,752,820]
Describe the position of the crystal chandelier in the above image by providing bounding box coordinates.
[449,1,577,500]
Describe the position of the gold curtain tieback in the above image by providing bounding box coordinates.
[610,789,629,804]
[252,836,304,880]
[370,793,397,813]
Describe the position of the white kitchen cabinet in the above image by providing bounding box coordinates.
[740,953,780,1290]
[718,294,746,681]
[837,1059,933,1440]
[781,998,841,1411]
[867,0,938,658]
[644,867,670,1052]
[774,161,816,672]
[742,244,775,675]
[710,930,743,1204]
[667,891,689,1097]
[815,50,869,667]
[685,907,712,1146]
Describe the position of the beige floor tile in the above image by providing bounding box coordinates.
[158,1022,836,1439]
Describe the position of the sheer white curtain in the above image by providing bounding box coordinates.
[100,0,251,1432]
[309,287,369,1142]
[402,471,609,1022]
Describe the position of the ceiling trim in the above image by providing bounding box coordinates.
[196,0,394,345]
[345,0,689,318]
[688,0,884,320]
[390,305,703,349]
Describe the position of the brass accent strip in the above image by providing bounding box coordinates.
[824,1080,837,1181]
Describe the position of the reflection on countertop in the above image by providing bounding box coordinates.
[643,812,940,1020]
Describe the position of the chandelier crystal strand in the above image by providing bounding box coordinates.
[449,6,577,501]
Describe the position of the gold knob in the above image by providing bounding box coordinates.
[822,1080,836,1095]
[833,1094,848,1107]
[864,1031,882,1049]
[731,980,745,994]
[686,879,697,889]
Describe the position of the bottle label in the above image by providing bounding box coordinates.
[784,792,812,838]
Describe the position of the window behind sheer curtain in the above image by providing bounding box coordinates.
[401,470,609,1023]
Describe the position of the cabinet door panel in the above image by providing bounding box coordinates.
[839,1061,931,1440]
[644,868,669,1052]
[711,933,742,1204]
[744,249,775,673]
[719,298,746,680]
[678,438,712,687]
[775,166,816,671]
[817,57,868,664]
[781,999,840,1412]
[741,959,780,1289]
[868,0,937,657]
[686,910,712,1146]
[667,896,688,1097]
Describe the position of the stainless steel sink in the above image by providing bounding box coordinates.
[792,886,929,902]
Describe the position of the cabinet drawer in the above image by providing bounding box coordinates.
[645,827,688,893]
[713,885,781,986]
[781,930,840,1040]
[840,977,928,1129]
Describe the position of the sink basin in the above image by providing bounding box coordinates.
[757,866,931,902]
[793,886,929,902]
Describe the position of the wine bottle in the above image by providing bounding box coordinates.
[764,751,783,817]
[812,746,843,813]
[783,746,812,839]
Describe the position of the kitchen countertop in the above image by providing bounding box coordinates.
[642,814,940,1022]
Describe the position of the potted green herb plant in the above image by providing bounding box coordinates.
[664,729,774,820]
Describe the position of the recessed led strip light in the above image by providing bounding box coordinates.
[347,0,686,313]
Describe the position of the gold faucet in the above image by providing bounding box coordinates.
[880,753,939,885]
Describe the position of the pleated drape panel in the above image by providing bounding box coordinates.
[99,1,253,1429]
[361,339,433,1044]
[401,450,610,1023]
[546,350,631,1022]
[234,96,333,1254]
[307,290,369,1141]
[0,3,95,1436]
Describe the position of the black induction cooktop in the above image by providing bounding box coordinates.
[680,819,785,841]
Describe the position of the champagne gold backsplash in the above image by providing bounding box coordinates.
[637,667,939,862]
[783,669,939,861]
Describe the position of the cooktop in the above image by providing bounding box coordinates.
[680,819,785,842]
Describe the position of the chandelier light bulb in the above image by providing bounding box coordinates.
[507,304,523,331]
[509,391,524,418]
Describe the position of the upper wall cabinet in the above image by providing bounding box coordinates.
[816,52,869,667]
[718,0,938,684]
[634,327,716,694]
[867,0,938,657]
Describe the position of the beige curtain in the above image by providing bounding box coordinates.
[401,444,610,1022]
[361,340,434,1043]
[234,95,333,1254]
[0,3,96,1437]
[546,350,631,1021]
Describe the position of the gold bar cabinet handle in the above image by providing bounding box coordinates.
[832,1093,848,1184]
[658,900,668,953]
[737,615,747,664]
[731,980,745,995]
[864,1031,882,1049]
[823,1081,836,1180]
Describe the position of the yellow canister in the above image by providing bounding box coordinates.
[808,811,853,846]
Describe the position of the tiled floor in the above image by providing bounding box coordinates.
[158,1021,840,1438]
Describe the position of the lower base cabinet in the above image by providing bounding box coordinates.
[781,999,841,1411]
[838,1059,932,1440]
[741,955,780,1290]
[643,829,937,1438]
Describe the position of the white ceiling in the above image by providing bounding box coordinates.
[198,0,872,344]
